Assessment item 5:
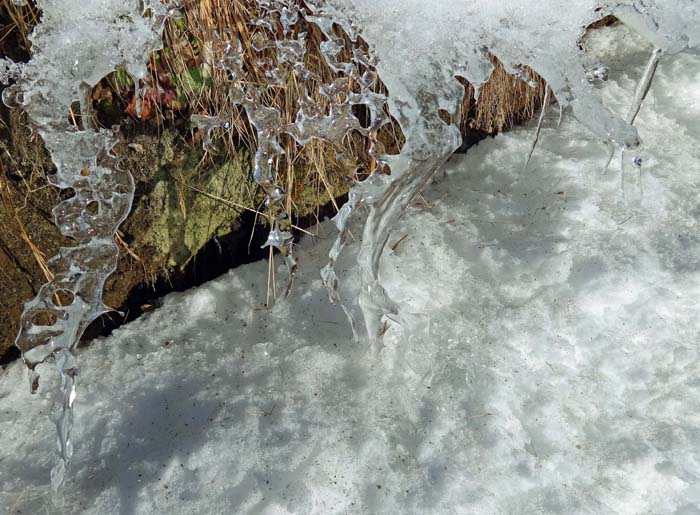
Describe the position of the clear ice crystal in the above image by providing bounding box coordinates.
[5,0,176,490]
[193,0,393,305]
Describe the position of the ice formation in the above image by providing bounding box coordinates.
[1,0,177,490]
[2,0,700,493]
[194,0,700,347]
[190,0,393,314]
[307,0,700,347]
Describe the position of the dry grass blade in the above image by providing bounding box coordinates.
[0,0,39,58]
[460,56,548,136]
[15,215,53,283]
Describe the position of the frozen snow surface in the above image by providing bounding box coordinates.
[2,25,700,514]
[4,0,700,493]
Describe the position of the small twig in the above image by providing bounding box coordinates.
[390,234,408,252]
[378,320,389,337]
[174,176,313,236]
[15,215,53,282]
[414,193,433,209]
[115,231,142,262]
[467,413,493,420]
[617,214,634,226]
[413,193,448,210]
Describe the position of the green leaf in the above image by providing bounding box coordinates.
[181,66,205,95]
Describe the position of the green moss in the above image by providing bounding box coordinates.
[182,152,254,263]
[138,139,255,269]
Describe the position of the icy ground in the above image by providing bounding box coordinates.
[2,25,700,514]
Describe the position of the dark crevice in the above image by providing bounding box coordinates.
[456,127,493,153]
[0,126,489,367]
[80,126,492,344]
[79,130,491,344]
[79,192,349,344]
[0,346,20,368]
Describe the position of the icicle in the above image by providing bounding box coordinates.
[133,78,143,119]
[601,47,661,179]
[357,157,451,345]
[626,48,662,126]
[557,101,564,128]
[49,348,77,491]
[524,85,551,170]
[5,0,177,491]
[618,47,662,203]
[320,186,366,343]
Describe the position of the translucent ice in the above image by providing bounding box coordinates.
[189,0,699,343]
[5,0,700,495]
[2,0,176,490]
[304,0,699,342]
[193,0,394,312]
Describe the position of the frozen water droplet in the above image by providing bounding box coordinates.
[2,84,24,108]
[621,151,644,207]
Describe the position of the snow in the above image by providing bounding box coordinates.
[2,23,700,514]
[5,0,699,488]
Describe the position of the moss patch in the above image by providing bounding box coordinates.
[138,145,255,268]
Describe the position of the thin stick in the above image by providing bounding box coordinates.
[174,176,314,236]
[619,47,662,199]
[390,234,408,252]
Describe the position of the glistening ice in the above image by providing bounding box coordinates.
[0,0,698,509]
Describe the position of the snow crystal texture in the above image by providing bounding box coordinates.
[1,25,699,514]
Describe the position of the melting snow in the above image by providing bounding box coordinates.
[1,24,699,514]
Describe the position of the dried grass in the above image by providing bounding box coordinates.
[162,0,396,226]
[1,0,548,226]
[0,0,38,59]
[162,0,548,227]
[461,57,547,135]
